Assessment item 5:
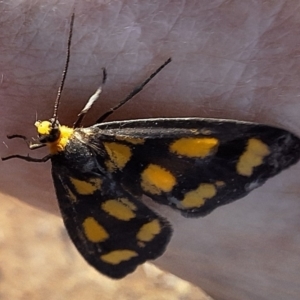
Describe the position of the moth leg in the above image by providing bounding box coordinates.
[6,134,46,150]
[2,134,49,162]
[2,154,52,162]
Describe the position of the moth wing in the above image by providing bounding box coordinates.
[51,165,172,278]
[96,118,300,217]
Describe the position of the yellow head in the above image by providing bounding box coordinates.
[35,119,74,154]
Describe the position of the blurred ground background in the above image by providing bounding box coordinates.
[0,193,212,300]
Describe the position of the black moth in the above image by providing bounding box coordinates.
[3,14,300,278]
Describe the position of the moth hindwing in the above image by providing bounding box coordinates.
[3,14,300,279]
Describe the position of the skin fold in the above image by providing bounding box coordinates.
[1,1,300,299]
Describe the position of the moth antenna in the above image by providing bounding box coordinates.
[96,57,172,123]
[52,13,75,124]
[73,68,107,128]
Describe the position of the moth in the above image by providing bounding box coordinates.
[3,14,300,278]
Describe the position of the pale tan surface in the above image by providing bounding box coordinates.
[0,192,211,300]
[1,1,300,300]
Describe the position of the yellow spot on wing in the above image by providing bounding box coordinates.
[137,219,161,242]
[104,142,132,170]
[181,183,216,209]
[70,177,102,195]
[101,250,138,265]
[141,164,176,195]
[237,138,270,176]
[83,217,109,243]
[170,137,219,158]
[101,199,136,221]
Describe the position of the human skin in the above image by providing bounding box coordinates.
[1,1,300,300]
